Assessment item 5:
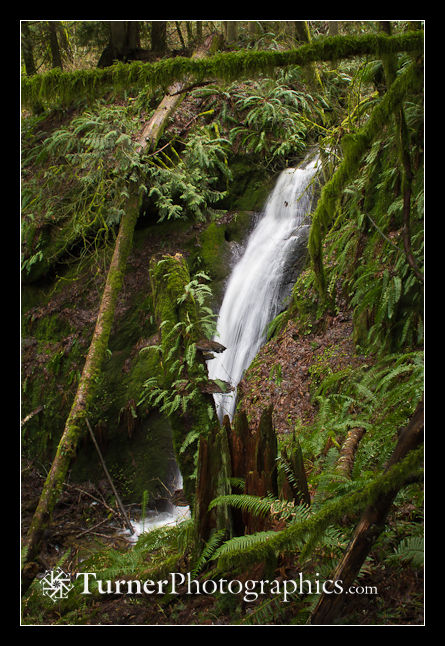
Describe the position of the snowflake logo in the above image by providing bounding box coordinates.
[40,567,74,602]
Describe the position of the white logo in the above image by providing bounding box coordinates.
[40,567,74,602]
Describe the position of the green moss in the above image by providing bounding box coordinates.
[72,411,175,503]
[224,210,255,243]
[225,159,271,212]
[308,60,423,295]
[146,253,222,506]
[22,32,423,110]
[198,222,228,281]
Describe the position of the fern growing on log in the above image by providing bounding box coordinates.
[138,265,217,418]
[144,125,231,222]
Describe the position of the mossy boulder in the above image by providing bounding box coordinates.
[21,233,182,504]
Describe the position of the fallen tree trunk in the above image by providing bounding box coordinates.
[136,33,221,153]
[335,427,366,480]
[309,396,424,625]
[21,33,221,594]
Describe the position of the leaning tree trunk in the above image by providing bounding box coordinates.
[136,33,220,152]
[309,396,424,625]
[21,33,220,594]
[22,194,139,589]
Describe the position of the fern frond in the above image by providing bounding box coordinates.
[211,531,277,564]
[386,535,424,567]
[191,529,227,576]
[208,494,275,518]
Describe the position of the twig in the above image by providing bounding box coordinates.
[151,477,174,497]
[365,212,402,252]
[21,406,43,427]
[63,482,117,518]
[75,518,109,539]
[85,418,134,535]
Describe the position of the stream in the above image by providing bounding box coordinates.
[126,149,320,540]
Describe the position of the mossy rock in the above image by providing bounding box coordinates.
[194,210,256,308]
[198,221,229,282]
[224,158,273,212]
[224,210,255,243]
[71,411,176,504]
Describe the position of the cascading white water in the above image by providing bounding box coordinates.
[122,462,190,542]
[208,151,320,422]
[122,152,319,542]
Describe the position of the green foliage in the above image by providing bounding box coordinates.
[190,528,227,576]
[209,447,423,572]
[138,288,216,419]
[308,59,423,294]
[77,517,194,587]
[386,534,424,568]
[145,125,232,221]
[302,351,423,478]
[210,493,312,526]
[320,97,423,353]
[266,310,289,341]
[194,70,325,171]
[228,81,310,167]
[21,23,424,626]
[21,101,143,275]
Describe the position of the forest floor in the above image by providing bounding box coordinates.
[21,300,424,625]
[20,432,424,626]
[238,306,365,437]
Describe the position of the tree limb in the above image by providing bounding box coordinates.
[309,396,424,624]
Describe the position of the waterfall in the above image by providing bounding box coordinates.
[208,151,320,422]
[122,151,320,542]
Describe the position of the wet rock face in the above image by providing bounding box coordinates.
[277,224,310,312]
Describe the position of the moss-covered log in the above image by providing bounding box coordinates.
[147,252,220,505]
[308,59,423,295]
[21,31,423,110]
[22,191,140,577]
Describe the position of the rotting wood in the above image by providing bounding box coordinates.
[336,427,366,479]
[281,442,311,506]
[195,420,233,545]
